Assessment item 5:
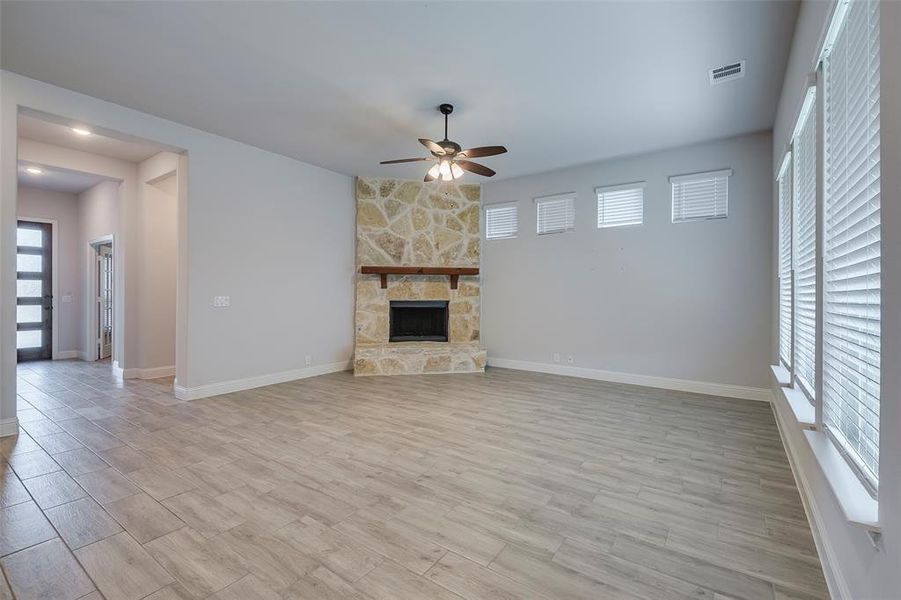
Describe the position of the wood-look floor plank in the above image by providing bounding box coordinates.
[7,360,827,600]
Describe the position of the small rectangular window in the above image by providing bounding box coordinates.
[485,203,518,240]
[596,182,644,228]
[536,193,575,235]
[670,169,731,223]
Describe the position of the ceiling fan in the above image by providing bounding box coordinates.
[380,103,507,182]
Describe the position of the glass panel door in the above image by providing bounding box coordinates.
[98,243,113,360]
[17,221,52,361]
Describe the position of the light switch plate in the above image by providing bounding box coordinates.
[213,295,230,308]
[61,294,73,303]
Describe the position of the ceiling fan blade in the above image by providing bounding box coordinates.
[379,157,432,164]
[456,160,496,177]
[458,145,507,158]
[419,138,446,155]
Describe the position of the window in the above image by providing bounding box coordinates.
[777,155,793,370]
[793,89,817,400]
[670,169,731,223]
[596,183,644,228]
[485,203,518,240]
[536,193,575,235]
[822,0,880,489]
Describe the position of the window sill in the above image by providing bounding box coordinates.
[770,364,791,386]
[783,387,816,429]
[803,430,880,532]
[771,365,814,428]
[771,365,878,531]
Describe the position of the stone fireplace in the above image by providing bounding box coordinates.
[353,177,486,376]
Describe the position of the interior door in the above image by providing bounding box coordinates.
[98,243,113,360]
[17,221,52,362]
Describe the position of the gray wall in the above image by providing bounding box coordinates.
[769,2,901,598]
[1,71,355,426]
[16,186,82,355]
[77,180,120,360]
[136,154,178,371]
[481,132,773,389]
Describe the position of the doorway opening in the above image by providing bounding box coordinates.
[92,240,114,360]
[13,108,186,383]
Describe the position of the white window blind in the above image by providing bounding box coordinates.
[822,0,880,489]
[596,183,644,228]
[670,169,731,223]
[793,90,817,400]
[778,156,793,370]
[485,203,518,239]
[536,193,575,235]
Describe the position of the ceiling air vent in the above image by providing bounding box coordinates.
[709,60,745,85]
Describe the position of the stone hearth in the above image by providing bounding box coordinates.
[353,177,485,376]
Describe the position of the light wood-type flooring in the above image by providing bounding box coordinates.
[1,360,827,599]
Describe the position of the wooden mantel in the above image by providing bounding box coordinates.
[361,266,479,290]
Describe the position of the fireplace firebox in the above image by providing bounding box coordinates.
[389,301,449,342]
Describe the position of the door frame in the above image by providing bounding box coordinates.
[87,234,115,363]
[17,216,59,360]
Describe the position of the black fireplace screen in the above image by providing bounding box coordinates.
[389,300,449,342]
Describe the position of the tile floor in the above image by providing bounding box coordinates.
[1,360,827,599]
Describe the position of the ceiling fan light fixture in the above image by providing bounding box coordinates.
[380,103,507,181]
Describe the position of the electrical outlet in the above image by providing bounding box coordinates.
[213,295,230,308]
[567,355,574,364]
[553,353,560,363]
[305,355,312,367]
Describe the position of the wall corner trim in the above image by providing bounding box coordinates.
[486,357,771,402]
[173,360,352,401]
[0,417,19,438]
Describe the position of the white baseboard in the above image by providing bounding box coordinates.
[112,360,124,377]
[122,365,175,380]
[54,350,79,360]
[771,386,850,599]
[76,351,92,361]
[0,417,19,438]
[486,357,772,402]
[174,360,352,401]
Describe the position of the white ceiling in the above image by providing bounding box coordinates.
[17,160,115,194]
[17,112,172,163]
[1,1,798,181]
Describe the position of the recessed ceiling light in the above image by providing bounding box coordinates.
[71,127,92,136]
[25,167,44,175]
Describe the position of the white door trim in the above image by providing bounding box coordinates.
[87,234,115,364]
[17,216,59,360]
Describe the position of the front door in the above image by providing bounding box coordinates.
[17,221,52,361]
